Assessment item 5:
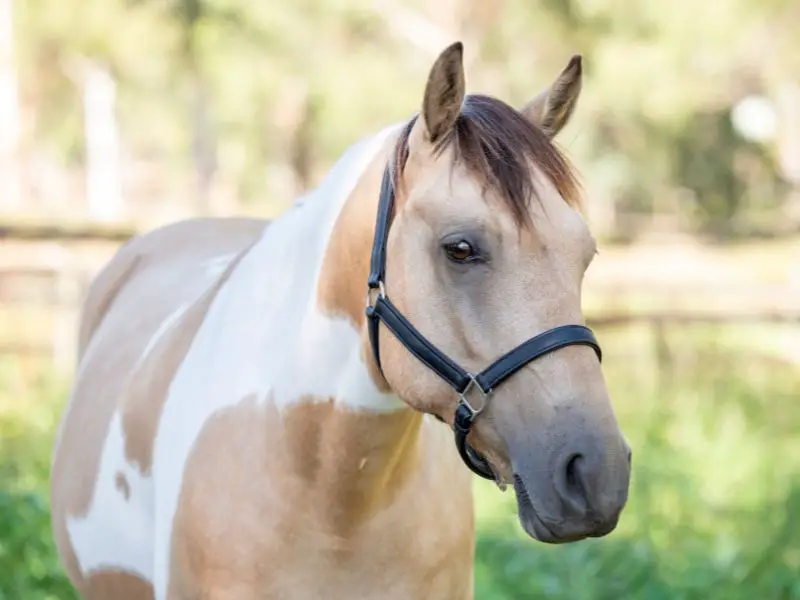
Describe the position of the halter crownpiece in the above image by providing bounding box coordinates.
[364,137,602,480]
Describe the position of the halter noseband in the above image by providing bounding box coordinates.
[364,154,602,480]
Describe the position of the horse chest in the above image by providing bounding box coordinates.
[157,386,474,600]
[165,471,475,600]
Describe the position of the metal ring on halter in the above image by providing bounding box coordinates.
[365,280,386,310]
[458,373,490,417]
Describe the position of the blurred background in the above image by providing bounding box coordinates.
[1,0,799,598]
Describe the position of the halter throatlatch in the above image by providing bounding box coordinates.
[365,154,602,480]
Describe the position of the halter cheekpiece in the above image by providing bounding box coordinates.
[364,136,603,480]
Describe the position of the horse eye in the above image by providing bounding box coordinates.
[444,240,476,263]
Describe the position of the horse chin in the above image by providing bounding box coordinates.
[513,475,589,545]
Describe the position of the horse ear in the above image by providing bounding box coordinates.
[421,41,466,143]
[520,55,583,138]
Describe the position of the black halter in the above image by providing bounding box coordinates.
[364,163,602,480]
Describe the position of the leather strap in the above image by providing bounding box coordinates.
[367,295,471,392]
[454,403,494,479]
[367,167,395,291]
[475,325,601,392]
[368,298,601,396]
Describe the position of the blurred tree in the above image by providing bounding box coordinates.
[7,0,800,237]
[0,0,21,211]
[127,0,216,213]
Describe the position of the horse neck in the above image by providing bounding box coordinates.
[243,122,434,534]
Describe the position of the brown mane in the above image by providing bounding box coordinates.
[391,94,582,228]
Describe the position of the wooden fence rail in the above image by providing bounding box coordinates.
[0,218,139,242]
[1,265,799,369]
[589,312,800,326]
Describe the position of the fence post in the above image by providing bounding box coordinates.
[83,61,124,222]
[0,0,21,212]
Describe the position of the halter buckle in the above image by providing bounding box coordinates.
[365,280,386,311]
[458,373,490,418]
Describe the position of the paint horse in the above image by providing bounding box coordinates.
[50,42,632,600]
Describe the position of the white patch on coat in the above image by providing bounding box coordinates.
[150,123,406,600]
[200,253,237,279]
[66,301,191,581]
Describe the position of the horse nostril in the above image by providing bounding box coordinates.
[557,453,589,515]
[566,454,582,489]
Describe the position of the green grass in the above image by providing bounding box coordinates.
[1,323,799,599]
[0,362,76,600]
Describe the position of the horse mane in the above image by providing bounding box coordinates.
[390,94,582,228]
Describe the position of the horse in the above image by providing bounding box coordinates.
[50,41,632,600]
